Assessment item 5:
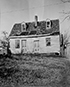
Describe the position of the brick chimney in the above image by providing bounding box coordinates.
[34,15,38,28]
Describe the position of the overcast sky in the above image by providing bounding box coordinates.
[0,0,70,37]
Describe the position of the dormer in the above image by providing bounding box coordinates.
[46,19,51,29]
[21,21,26,32]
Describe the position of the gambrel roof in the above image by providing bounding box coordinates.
[9,19,60,36]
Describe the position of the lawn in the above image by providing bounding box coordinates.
[0,54,70,87]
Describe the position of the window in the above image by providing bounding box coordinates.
[21,22,26,32]
[22,40,26,47]
[33,40,39,52]
[15,40,20,48]
[46,38,51,46]
[21,40,27,53]
[34,40,39,48]
[46,19,51,29]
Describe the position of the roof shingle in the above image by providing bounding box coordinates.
[9,19,60,36]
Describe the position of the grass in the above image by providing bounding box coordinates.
[0,54,70,87]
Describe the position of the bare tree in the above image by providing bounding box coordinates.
[60,0,70,55]
[1,31,12,56]
[2,31,8,41]
[62,29,70,56]
[1,31,8,48]
[63,31,70,46]
[61,0,70,3]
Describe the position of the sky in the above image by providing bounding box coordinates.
[0,0,70,37]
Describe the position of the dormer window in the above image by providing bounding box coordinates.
[21,22,26,32]
[46,19,51,29]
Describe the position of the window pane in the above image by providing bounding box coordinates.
[15,40,20,48]
[46,19,51,29]
[33,40,39,52]
[22,40,26,47]
[46,38,51,46]
[34,40,39,47]
[22,25,26,31]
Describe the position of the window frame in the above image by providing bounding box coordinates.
[33,40,39,52]
[21,22,26,32]
[21,40,27,47]
[46,19,51,29]
[46,38,51,46]
[15,40,20,49]
[34,40,39,48]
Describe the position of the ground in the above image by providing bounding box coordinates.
[0,54,70,87]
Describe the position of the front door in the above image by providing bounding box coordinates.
[33,40,39,53]
[21,40,27,53]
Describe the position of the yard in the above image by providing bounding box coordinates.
[0,54,70,87]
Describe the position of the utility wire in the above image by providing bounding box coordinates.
[60,10,70,14]
[61,15,70,23]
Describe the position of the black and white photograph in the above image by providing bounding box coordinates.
[0,0,70,87]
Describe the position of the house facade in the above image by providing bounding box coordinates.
[9,17,63,55]
[9,34,60,54]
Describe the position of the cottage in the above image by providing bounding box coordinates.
[9,16,63,55]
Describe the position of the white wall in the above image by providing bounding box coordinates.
[9,35,60,54]
[9,39,21,54]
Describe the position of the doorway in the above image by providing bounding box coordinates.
[33,40,39,53]
[21,40,27,53]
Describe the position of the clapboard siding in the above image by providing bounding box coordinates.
[9,35,60,54]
